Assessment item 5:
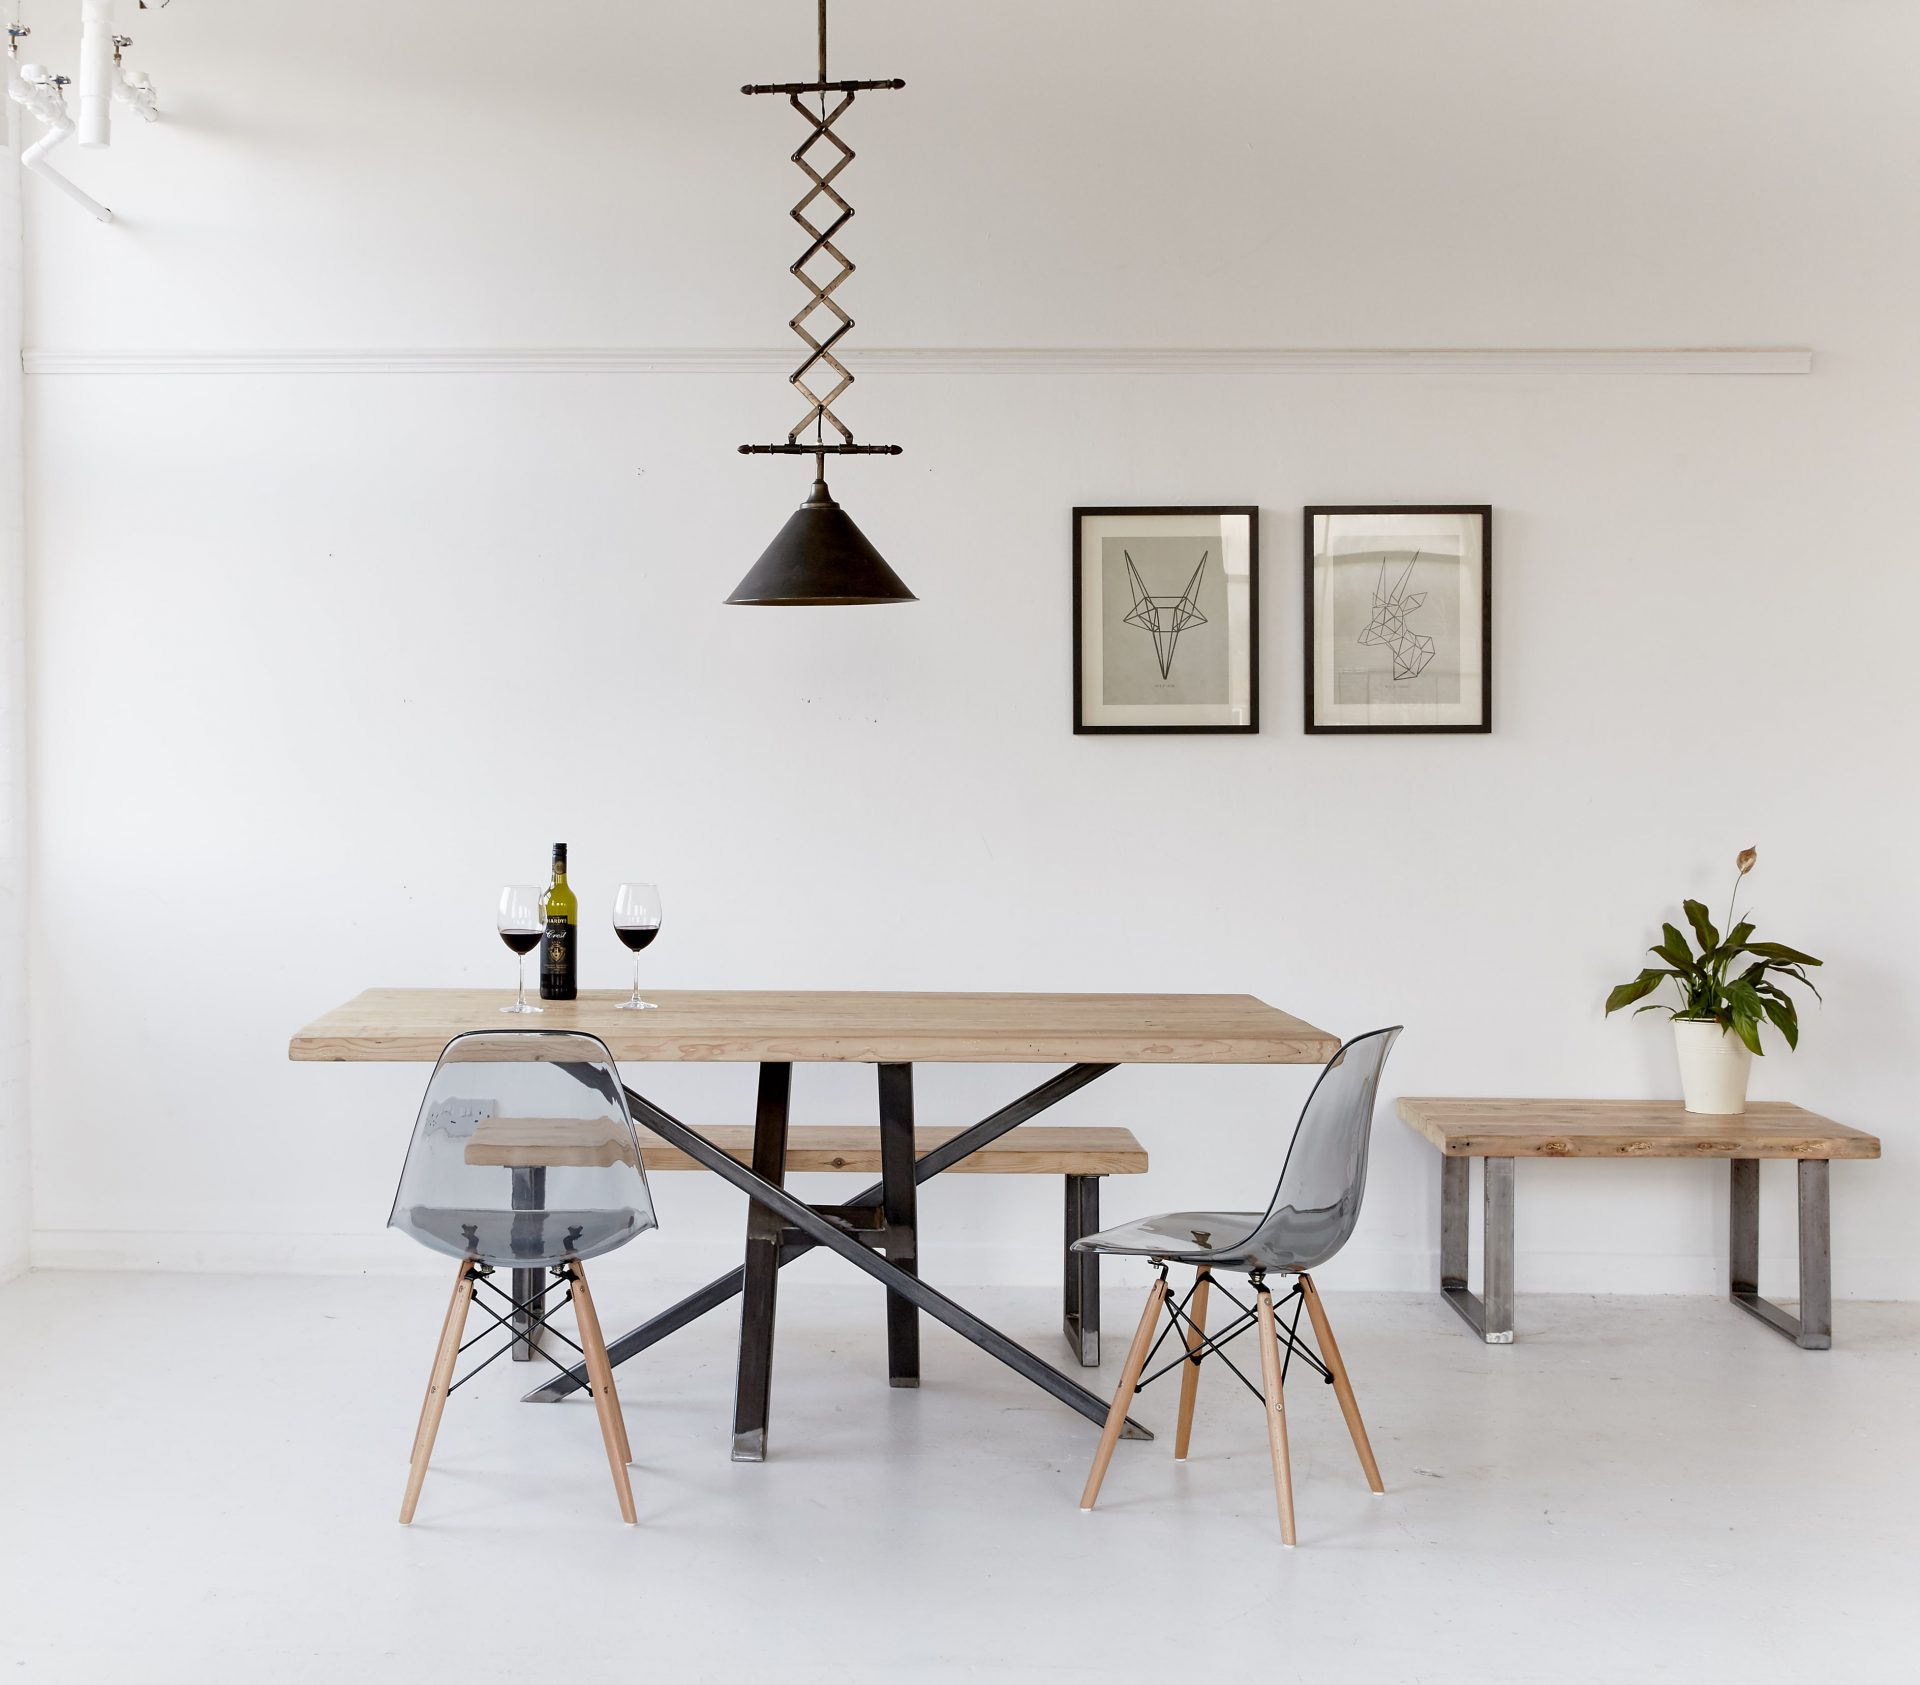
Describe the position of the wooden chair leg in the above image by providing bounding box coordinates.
[569,1264,633,1466]
[1173,1267,1211,1461]
[1254,1284,1298,1547]
[400,1259,477,1525]
[570,1263,638,1524]
[1300,1272,1384,1494]
[411,1261,473,1464]
[1079,1274,1168,1511]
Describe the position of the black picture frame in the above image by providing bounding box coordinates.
[1072,505,1260,735]
[1302,504,1493,735]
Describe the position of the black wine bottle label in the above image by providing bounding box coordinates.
[540,914,577,1000]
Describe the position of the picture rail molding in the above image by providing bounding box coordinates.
[20,346,1814,377]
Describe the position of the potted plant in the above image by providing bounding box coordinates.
[1604,848,1822,1115]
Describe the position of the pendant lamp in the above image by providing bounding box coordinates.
[727,0,913,606]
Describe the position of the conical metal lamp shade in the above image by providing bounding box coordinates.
[726,476,916,606]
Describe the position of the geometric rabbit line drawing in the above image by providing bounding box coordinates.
[1357,551,1436,680]
[1122,549,1209,680]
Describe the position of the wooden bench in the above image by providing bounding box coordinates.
[1396,1098,1881,1349]
[467,1117,1148,1365]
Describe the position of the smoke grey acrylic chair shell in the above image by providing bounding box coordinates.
[387,1030,658,1524]
[1075,1027,1401,1546]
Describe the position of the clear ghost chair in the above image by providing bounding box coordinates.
[1075,1027,1401,1546]
[387,1030,658,1524]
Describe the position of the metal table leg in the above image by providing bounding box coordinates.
[1063,1173,1101,1366]
[526,1062,1126,1406]
[731,1062,793,1461]
[509,1165,546,1362]
[1729,1157,1833,1349]
[877,1063,920,1388]
[615,1079,1153,1448]
[1438,1154,1514,1343]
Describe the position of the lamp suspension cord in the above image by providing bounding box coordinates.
[815,0,828,465]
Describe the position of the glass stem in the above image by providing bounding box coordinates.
[632,953,642,1005]
[518,954,527,1011]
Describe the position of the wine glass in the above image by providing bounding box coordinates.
[497,884,545,1014]
[612,883,663,1010]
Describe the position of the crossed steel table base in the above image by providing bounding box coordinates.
[523,1059,1152,1458]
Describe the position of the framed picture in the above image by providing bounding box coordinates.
[1304,505,1492,734]
[1072,506,1259,733]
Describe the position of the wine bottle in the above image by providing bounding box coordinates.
[539,843,578,1001]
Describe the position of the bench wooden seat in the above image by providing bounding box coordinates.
[466,1116,638,1168]
[633,1124,1146,1177]
[1396,1098,1879,1161]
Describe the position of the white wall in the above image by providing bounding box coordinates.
[19,2,1920,1299]
[0,94,23,1282]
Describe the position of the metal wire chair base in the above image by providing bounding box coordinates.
[1132,1265,1334,1408]
[446,1261,602,1400]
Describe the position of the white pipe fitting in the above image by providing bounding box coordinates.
[116,66,157,121]
[78,0,114,147]
[8,57,113,221]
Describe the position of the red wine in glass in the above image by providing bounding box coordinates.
[497,884,545,1014]
[613,883,662,1010]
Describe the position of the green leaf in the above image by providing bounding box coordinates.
[1768,965,1824,1001]
[1683,899,1720,956]
[1703,923,1759,972]
[1654,923,1698,973]
[1746,942,1822,968]
[1605,970,1671,1014]
[1760,994,1800,1050]
[1722,976,1775,1056]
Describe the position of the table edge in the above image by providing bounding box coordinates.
[289,1031,1343,1065]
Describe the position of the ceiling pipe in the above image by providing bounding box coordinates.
[77,0,114,145]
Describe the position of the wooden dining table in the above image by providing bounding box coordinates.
[290,987,1339,1460]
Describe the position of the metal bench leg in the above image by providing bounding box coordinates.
[1438,1154,1514,1343]
[1730,1157,1833,1350]
[1063,1173,1100,1366]
[878,1062,921,1387]
[1483,1158,1514,1343]
[1729,1156,1759,1301]
[731,1061,793,1461]
[1440,1155,1469,1297]
[1798,1160,1833,1349]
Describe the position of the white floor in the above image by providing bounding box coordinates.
[0,1269,1912,1684]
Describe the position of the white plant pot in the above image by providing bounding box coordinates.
[1672,1019,1752,1115]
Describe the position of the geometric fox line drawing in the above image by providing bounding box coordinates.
[1122,549,1208,680]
